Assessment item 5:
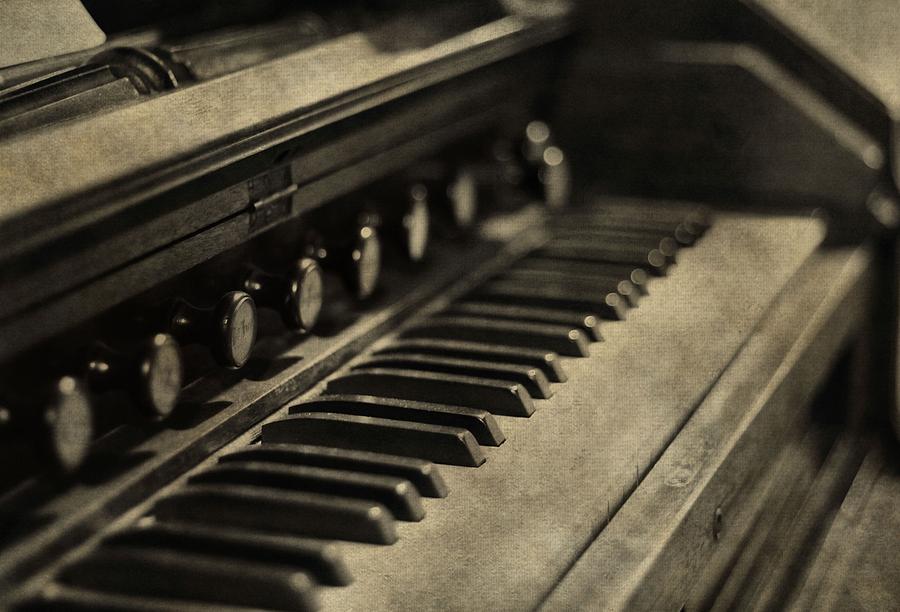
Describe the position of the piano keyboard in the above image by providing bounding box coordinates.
[16,204,826,611]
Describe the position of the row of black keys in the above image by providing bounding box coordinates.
[22,207,709,611]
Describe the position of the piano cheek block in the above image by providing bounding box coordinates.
[261,413,486,467]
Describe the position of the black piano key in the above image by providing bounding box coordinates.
[401,316,590,357]
[555,222,681,240]
[556,205,709,234]
[535,242,668,275]
[355,351,553,399]
[325,368,534,417]
[516,258,651,295]
[152,484,397,544]
[473,282,629,321]
[445,301,602,342]
[674,223,700,246]
[542,236,670,258]
[497,270,641,307]
[554,219,688,239]
[21,584,254,612]
[550,228,681,260]
[57,548,318,612]
[553,215,679,235]
[552,219,699,246]
[555,234,678,262]
[189,460,425,521]
[102,520,352,586]
[221,443,448,498]
[628,206,710,234]
[288,394,506,445]
[261,413,485,467]
[373,339,567,383]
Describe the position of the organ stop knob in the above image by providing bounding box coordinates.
[401,184,430,263]
[168,291,258,369]
[85,333,183,419]
[404,161,478,234]
[42,377,93,473]
[447,165,478,230]
[522,120,571,209]
[351,225,382,300]
[370,182,432,263]
[243,257,324,332]
[0,376,94,473]
[308,224,382,301]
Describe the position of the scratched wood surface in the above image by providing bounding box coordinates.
[543,245,871,610]
[314,213,824,611]
[0,211,545,600]
[788,447,900,611]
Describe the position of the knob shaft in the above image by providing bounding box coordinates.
[85,334,183,419]
[169,292,258,369]
[243,258,324,332]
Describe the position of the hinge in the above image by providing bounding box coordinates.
[247,167,298,233]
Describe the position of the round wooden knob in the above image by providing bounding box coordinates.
[402,185,430,263]
[447,166,478,229]
[523,120,552,162]
[350,226,382,300]
[245,258,323,332]
[86,333,183,419]
[139,334,183,418]
[213,292,258,369]
[539,145,571,209]
[304,221,382,301]
[42,376,93,473]
[523,121,570,209]
[169,292,258,369]
[290,257,324,332]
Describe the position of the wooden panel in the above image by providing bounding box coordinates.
[0,35,550,333]
[542,245,871,610]
[0,209,546,601]
[787,448,900,611]
[0,15,569,257]
[0,101,518,362]
[0,184,248,321]
[556,42,881,212]
[303,213,824,611]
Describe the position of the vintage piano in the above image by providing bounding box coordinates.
[0,1,897,610]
